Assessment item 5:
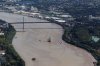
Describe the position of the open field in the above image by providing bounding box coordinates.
[0,12,97,66]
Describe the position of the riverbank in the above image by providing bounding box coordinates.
[0,20,25,66]
[12,24,96,66]
[0,12,96,66]
[55,22,99,65]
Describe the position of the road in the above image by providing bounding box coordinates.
[0,12,97,66]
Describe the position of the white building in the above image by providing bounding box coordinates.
[51,17,61,20]
[0,32,4,36]
[92,36,100,42]
[55,19,66,23]
[51,17,66,23]
[28,13,41,18]
[0,50,5,55]
[4,0,21,2]
[89,15,100,20]
[31,6,39,12]
[60,14,72,18]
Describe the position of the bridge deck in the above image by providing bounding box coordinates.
[9,22,64,24]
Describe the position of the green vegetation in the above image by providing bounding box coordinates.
[4,25,25,66]
[75,27,91,42]
[5,25,25,66]
[0,20,25,66]
[56,22,100,66]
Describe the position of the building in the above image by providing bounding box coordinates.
[31,6,39,12]
[51,17,61,20]
[89,15,100,20]
[55,19,66,23]
[0,50,5,56]
[4,0,21,2]
[60,14,72,18]
[28,13,41,18]
[50,17,66,23]
[92,36,100,42]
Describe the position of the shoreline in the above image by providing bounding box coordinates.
[12,24,96,66]
[0,12,96,66]
[53,21,98,64]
